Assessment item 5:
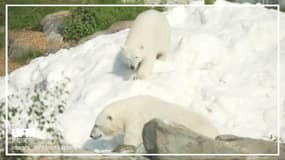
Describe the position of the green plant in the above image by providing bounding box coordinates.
[64,7,165,41]
[8,7,70,30]
[205,0,216,4]
[11,49,44,64]
[0,77,70,155]
[0,2,4,27]
[0,101,27,160]
[0,32,4,50]
[6,0,146,30]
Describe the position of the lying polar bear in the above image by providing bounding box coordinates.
[121,9,171,80]
[90,95,219,147]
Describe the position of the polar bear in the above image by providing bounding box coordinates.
[121,9,171,80]
[90,95,219,147]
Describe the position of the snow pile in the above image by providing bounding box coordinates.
[1,6,284,151]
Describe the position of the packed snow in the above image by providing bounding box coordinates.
[1,5,285,152]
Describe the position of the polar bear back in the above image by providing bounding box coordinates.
[109,95,219,139]
[125,10,171,52]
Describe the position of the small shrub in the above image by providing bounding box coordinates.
[11,49,44,64]
[0,77,70,155]
[64,7,165,41]
[0,32,4,50]
[205,0,216,4]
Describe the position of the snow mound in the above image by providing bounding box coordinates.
[1,6,284,150]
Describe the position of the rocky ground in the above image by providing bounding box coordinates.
[2,118,283,160]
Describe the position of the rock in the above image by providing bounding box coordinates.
[41,10,70,53]
[78,20,132,44]
[113,144,137,153]
[46,31,64,53]
[143,119,238,155]
[216,135,285,160]
[8,31,48,58]
[8,42,39,60]
[215,135,278,154]
[41,10,70,36]
[142,119,284,160]
[47,31,63,44]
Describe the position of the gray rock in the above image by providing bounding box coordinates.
[41,10,70,36]
[113,144,137,153]
[142,119,284,160]
[47,31,63,44]
[8,42,38,59]
[40,10,70,54]
[46,31,64,53]
[215,135,278,154]
[143,119,238,155]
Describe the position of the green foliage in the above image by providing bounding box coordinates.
[0,101,27,160]
[11,49,44,64]
[0,77,70,155]
[0,2,4,27]
[0,32,4,49]
[5,0,145,30]
[64,7,164,41]
[8,7,70,30]
[205,0,216,4]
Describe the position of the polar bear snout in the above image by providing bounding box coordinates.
[131,61,141,71]
[90,125,103,139]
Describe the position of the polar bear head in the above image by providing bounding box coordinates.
[121,46,145,71]
[90,106,123,139]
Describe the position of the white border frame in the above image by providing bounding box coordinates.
[5,4,280,157]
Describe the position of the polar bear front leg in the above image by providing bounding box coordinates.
[136,55,156,80]
[123,126,142,147]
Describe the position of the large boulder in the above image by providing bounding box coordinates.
[142,119,284,160]
[41,11,70,53]
[41,10,70,36]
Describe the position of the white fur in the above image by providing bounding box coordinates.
[121,9,171,79]
[90,96,219,147]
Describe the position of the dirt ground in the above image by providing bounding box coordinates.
[0,50,24,76]
[0,30,49,76]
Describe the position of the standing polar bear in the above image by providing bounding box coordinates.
[90,96,219,147]
[121,10,171,80]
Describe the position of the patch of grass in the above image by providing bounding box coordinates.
[11,49,44,64]
[5,0,143,30]
[64,7,165,41]
[0,2,4,27]
[8,7,71,30]
[0,32,4,50]
[205,0,216,4]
